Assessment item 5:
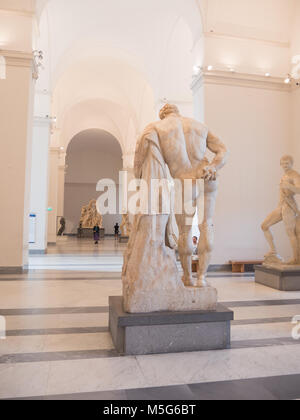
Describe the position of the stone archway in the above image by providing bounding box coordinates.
[64,129,123,235]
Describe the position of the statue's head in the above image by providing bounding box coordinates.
[159,104,180,120]
[89,199,97,207]
[280,155,294,171]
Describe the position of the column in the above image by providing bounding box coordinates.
[29,117,51,254]
[0,50,35,273]
[47,148,60,244]
[57,153,66,218]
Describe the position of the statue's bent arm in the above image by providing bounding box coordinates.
[292,173,300,194]
[282,173,300,194]
[206,131,228,171]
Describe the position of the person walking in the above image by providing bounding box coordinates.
[114,223,120,240]
[93,225,100,244]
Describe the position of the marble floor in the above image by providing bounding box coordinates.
[0,237,300,400]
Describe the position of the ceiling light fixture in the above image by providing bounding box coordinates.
[284,76,291,84]
[207,65,213,71]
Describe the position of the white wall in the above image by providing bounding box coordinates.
[291,0,300,167]
[203,80,292,264]
[202,0,294,76]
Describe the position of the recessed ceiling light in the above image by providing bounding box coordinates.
[284,77,291,84]
[207,65,213,71]
[265,73,271,77]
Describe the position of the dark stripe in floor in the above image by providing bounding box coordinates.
[0,349,119,364]
[0,273,253,281]
[0,307,109,316]
[223,299,300,308]
[1,298,300,316]
[0,277,122,282]
[5,316,293,337]
[6,327,109,337]
[231,337,300,349]
[232,317,293,325]
[1,337,299,364]
[8,374,300,400]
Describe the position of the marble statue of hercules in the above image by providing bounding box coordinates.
[262,155,300,265]
[157,104,228,287]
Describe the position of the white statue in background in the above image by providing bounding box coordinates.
[123,104,228,313]
[120,214,132,237]
[262,155,300,265]
[80,199,103,229]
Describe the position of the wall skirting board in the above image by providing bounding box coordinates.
[0,267,28,274]
[29,250,47,255]
[208,265,232,272]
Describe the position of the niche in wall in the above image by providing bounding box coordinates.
[64,128,123,235]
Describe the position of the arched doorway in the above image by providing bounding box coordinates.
[64,128,123,235]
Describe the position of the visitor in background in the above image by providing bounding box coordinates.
[93,224,100,245]
[114,223,120,240]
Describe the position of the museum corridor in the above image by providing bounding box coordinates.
[0,238,299,400]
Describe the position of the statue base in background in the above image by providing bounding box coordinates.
[109,296,233,356]
[255,264,300,291]
[119,236,129,244]
[77,228,105,239]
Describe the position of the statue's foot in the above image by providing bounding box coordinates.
[265,251,277,258]
[264,252,283,264]
[196,275,210,288]
[286,259,298,266]
[182,276,195,287]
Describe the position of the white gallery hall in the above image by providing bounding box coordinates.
[1,0,300,403]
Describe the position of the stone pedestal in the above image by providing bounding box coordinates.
[77,228,105,239]
[255,265,300,291]
[109,296,234,356]
[119,236,129,244]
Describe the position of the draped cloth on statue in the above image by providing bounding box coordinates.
[122,125,217,314]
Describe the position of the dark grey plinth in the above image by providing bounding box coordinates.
[255,265,300,291]
[119,236,129,244]
[109,296,234,356]
[0,266,26,274]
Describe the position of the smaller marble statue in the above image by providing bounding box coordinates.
[120,214,132,237]
[262,155,300,265]
[80,200,103,229]
[57,217,66,236]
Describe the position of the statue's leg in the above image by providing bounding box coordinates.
[282,206,298,264]
[197,180,218,287]
[175,212,195,287]
[261,209,283,256]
